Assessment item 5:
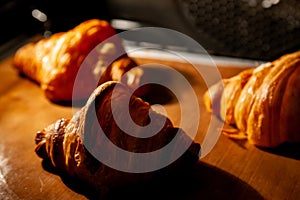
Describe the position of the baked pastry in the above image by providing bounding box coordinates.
[35,81,200,196]
[13,19,137,102]
[204,51,300,148]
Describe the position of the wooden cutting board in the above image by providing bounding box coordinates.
[0,53,299,200]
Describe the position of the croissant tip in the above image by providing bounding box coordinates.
[34,131,48,159]
[35,141,48,159]
[35,131,45,144]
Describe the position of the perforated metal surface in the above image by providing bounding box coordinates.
[178,0,300,60]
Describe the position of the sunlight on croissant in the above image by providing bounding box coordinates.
[125,68,144,87]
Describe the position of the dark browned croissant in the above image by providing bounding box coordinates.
[204,51,300,148]
[13,19,137,102]
[35,81,200,195]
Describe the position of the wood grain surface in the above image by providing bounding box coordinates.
[0,53,299,200]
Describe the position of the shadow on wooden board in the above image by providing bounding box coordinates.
[259,142,300,161]
[42,160,263,200]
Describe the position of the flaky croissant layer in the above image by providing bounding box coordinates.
[35,81,200,195]
[13,19,137,101]
[204,51,300,148]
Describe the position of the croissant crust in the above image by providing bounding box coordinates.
[13,19,136,101]
[204,52,300,148]
[35,81,200,194]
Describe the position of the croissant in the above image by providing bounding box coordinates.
[204,51,300,148]
[35,81,200,195]
[13,19,137,102]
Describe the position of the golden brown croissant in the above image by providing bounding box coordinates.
[204,51,300,148]
[35,81,200,195]
[13,19,137,102]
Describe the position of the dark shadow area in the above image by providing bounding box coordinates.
[42,159,101,199]
[41,160,263,200]
[133,83,176,105]
[258,142,300,160]
[129,64,190,105]
[49,86,175,108]
[51,85,176,108]
[51,99,88,108]
[49,65,180,107]
[105,161,263,200]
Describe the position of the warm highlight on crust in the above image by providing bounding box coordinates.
[204,51,300,148]
[13,19,136,101]
[35,81,200,195]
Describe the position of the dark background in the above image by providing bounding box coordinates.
[1,0,300,61]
